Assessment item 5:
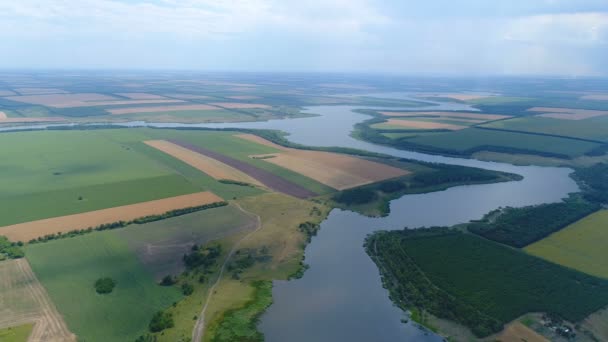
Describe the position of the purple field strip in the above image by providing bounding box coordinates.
[168,140,318,199]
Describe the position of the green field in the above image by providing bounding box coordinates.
[367,228,608,337]
[25,224,179,341]
[0,324,33,342]
[525,210,608,279]
[114,109,255,123]
[408,127,599,157]
[0,128,337,229]
[482,116,608,142]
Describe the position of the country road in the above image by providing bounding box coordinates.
[191,202,262,342]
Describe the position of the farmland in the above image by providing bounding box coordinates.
[366,228,608,338]
[0,259,74,341]
[482,115,608,142]
[525,210,608,279]
[24,225,183,341]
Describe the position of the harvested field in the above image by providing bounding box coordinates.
[14,88,68,95]
[495,322,548,342]
[0,191,223,242]
[209,102,271,109]
[0,117,66,123]
[5,93,184,108]
[528,107,608,120]
[163,93,213,100]
[108,104,218,115]
[383,119,467,130]
[234,133,288,150]
[236,134,409,190]
[168,140,317,199]
[144,140,263,186]
[581,94,608,101]
[379,111,509,121]
[415,93,493,101]
[0,259,75,342]
[114,92,167,100]
[226,95,260,100]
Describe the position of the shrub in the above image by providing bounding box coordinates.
[94,277,116,294]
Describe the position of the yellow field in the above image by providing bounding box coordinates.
[236,134,409,190]
[495,322,548,342]
[379,111,509,121]
[0,259,75,342]
[5,93,184,108]
[108,104,219,115]
[0,192,223,242]
[383,119,467,131]
[525,210,608,279]
[144,140,263,186]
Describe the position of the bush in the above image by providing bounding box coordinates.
[94,277,116,294]
[149,311,174,332]
[181,283,194,296]
[160,275,176,286]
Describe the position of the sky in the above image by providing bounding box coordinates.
[0,0,607,76]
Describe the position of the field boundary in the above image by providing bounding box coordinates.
[0,192,224,242]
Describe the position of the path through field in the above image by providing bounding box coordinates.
[191,202,262,342]
[0,259,75,342]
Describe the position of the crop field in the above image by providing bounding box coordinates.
[495,322,548,342]
[144,140,263,186]
[374,118,467,130]
[525,210,608,279]
[368,229,608,337]
[114,92,169,100]
[115,204,257,279]
[25,229,182,342]
[107,103,219,115]
[581,94,608,101]
[4,93,184,108]
[379,111,509,121]
[209,102,270,109]
[527,107,608,120]
[0,259,74,342]
[413,93,493,101]
[483,115,608,141]
[0,191,223,242]
[0,323,34,342]
[0,129,277,230]
[406,127,600,157]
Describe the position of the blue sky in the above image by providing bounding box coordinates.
[1,0,607,75]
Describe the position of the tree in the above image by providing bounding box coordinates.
[94,277,116,294]
[149,311,174,332]
[181,283,194,296]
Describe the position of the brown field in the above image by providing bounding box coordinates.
[144,140,263,186]
[114,92,168,100]
[236,134,409,190]
[234,133,288,150]
[0,259,75,342]
[14,88,68,95]
[383,119,467,130]
[5,93,184,108]
[209,102,271,109]
[225,95,260,100]
[379,111,509,121]
[583,308,608,342]
[0,111,6,119]
[528,107,608,120]
[0,117,66,123]
[581,94,608,101]
[163,94,213,100]
[495,322,548,342]
[107,104,219,115]
[415,93,494,101]
[0,192,223,242]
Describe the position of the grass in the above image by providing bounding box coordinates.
[114,109,255,123]
[482,116,608,142]
[525,210,608,279]
[25,230,182,342]
[408,127,599,158]
[0,324,34,342]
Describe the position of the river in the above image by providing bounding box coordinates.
[1,100,579,341]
